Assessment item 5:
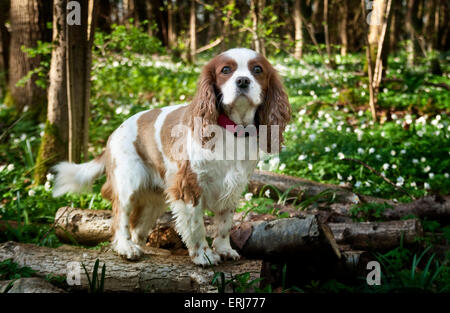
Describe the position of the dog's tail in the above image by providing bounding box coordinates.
[52,153,106,197]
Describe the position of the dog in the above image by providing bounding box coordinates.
[52,48,291,265]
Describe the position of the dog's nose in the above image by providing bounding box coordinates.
[236,76,250,89]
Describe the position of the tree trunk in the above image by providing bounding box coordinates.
[188,0,196,63]
[0,241,262,293]
[0,0,10,85]
[66,0,97,163]
[250,0,265,56]
[293,0,303,59]
[8,0,52,117]
[167,0,176,50]
[338,0,349,56]
[323,0,334,67]
[34,0,69,184]
[406,0,421,66]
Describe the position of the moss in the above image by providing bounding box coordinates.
[33,121,67,185]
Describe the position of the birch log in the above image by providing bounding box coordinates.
[0,241,262,293]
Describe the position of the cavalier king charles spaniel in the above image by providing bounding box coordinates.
[53,48,291,266]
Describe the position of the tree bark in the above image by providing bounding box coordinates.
[328,219,423,250]
[51,205,432,251]
[323,0,335,67]
[338,0,348,56]
[0,0,10,83]
[188,0,196,63]
[248,170,361,204]
[0,277,66,293]
[34,0,69,184]
[293,0,303,59]
[66,0,97,163]
[8,0,52,117]
[0,241,262,292]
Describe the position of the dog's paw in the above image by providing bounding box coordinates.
[215,247,241,261]
[112,238,143,261]
[191,247,221,266]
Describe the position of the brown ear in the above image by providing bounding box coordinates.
[256,68,291,153]
[189,63,218,138]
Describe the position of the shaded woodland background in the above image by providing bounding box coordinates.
[0,0,449,293]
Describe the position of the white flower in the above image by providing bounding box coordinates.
[7,164,14,172]
[337,152,345,160]
[357,148,364,155]
[429,173,434,179]
[28,189,36,197]
[244,193,253,201]
[392,164,397,169]
[445,173,449,178]
[298,154,307,161]
[382,163,390,171]
[355,181,362,188]
[324,146,331,152]
[309,134,316,141]
[369,147,375,154]
[423,165,431,173]
[179,94,186,101]
[44,181,51,191]
[264,189,271,198]
[0,164,5,172]
[412,158,419,164]
[279,163,286,171]
[424,182,431,190]
[421,157,426,163]
[391,150,396,156]
[400,149,406,154]
[410,182,417,188]
[396,176,404,186]
[375,154,382,160]
[347,175,353,181]
[337,173,343,180]
[269,157,280,170]
[337,125,342,131]
[299,109,307,115]
[46,173,55,182]
[365,181,371,187]
[308,163,313,171]
[331,143,337,149]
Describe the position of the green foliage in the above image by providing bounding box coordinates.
[0,258,35,280]
[350,202,394,222]
[212,271,264,293]
[82,259,106,293]
[16,41,52,90]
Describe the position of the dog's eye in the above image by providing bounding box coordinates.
[221,66,232,74]
[253,65,262,74]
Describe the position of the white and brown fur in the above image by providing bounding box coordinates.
[52,48,291,266]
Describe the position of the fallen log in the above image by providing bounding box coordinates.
[328,219,423,250]
[0,241,262,293]
[0,277,65,293]
[248,170,361,203]
[54,208,423,251]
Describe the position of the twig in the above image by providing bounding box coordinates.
[39,206,73,244]
[342,157,416,200]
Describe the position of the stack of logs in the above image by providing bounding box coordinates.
[1,170,449,292]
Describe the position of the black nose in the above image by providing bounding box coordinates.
[236,76,250,89]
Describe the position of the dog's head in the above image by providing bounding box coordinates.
[189,48,291,152]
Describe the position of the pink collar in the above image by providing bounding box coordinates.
[217,113,258,137]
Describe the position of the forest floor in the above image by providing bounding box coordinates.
[0,27,449,292]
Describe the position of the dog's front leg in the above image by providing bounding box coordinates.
[212,208,240,260]
[170,199,221,266]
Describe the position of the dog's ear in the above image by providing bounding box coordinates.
[189,61,218,137]
[256,66,291,153]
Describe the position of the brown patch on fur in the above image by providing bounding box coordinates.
[167,160,202,206]
[160,105,190,162]
[187,54,236,145]
[100,148,119,236]
[253,55,291,153]
[135,108,166,179]
[129,188,164,229]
